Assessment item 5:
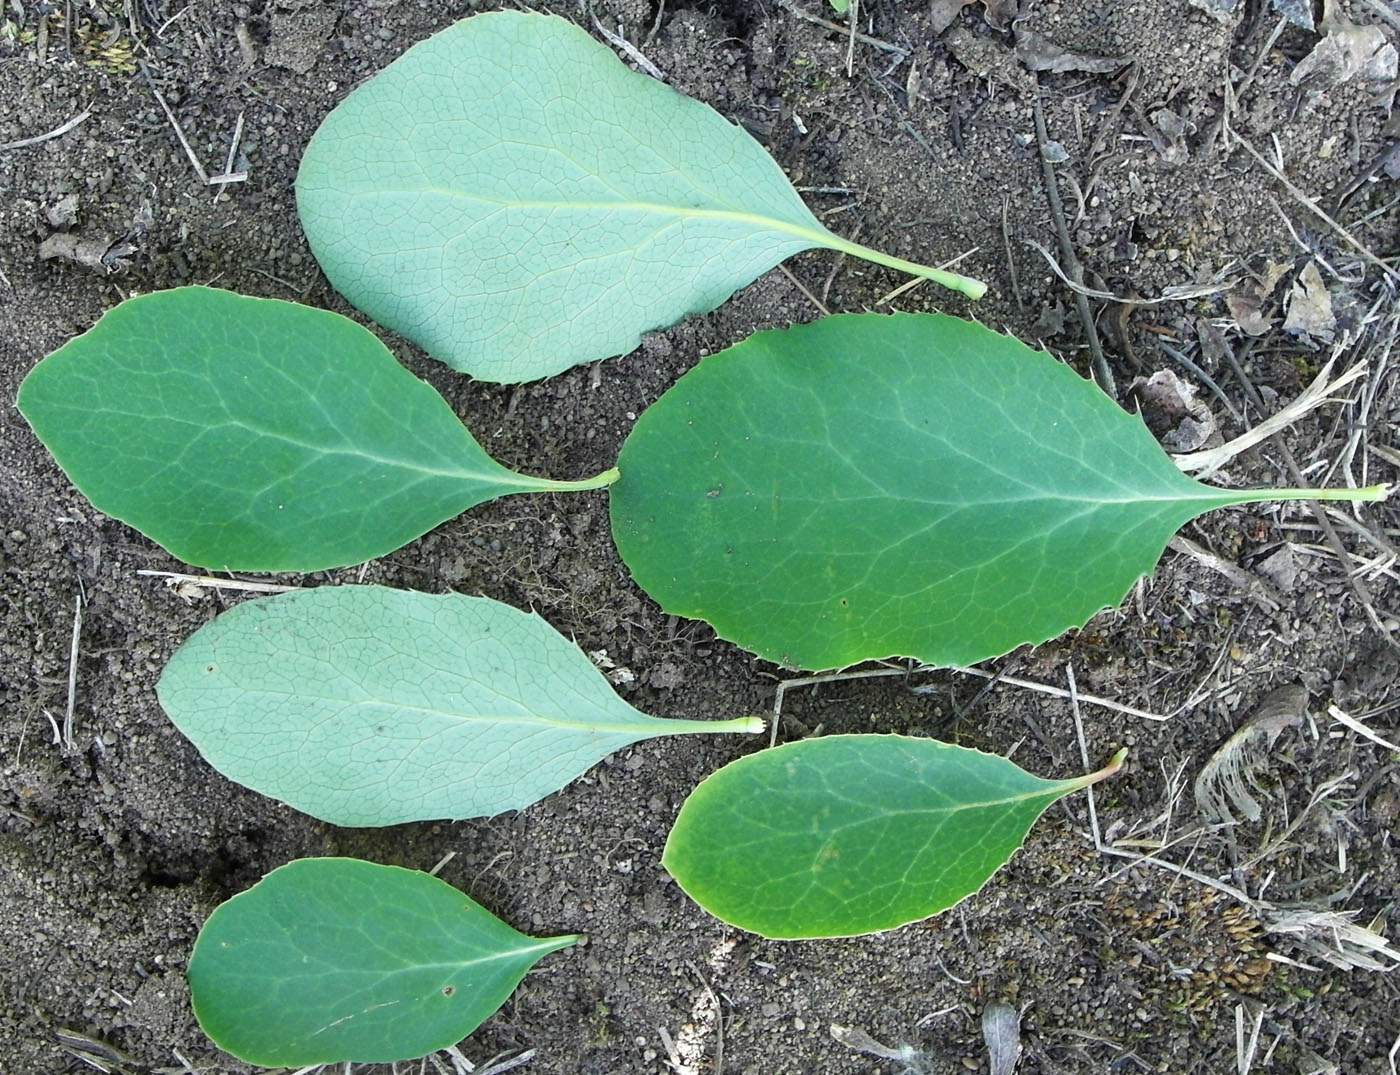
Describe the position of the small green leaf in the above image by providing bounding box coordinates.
[663,735,1124,938]
[611,312,1386,670]
[188,857,577,1066]
[158,585,762,826]
[16,288,613,571]
[296,12,983,383]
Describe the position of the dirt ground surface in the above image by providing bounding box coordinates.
[3,0,1400,1072]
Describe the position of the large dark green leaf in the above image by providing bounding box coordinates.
[17,288,613,571]
[611,313,1382,670]
[158,586,762,825]
[663,735,1124,938]
[296,12,983,383]
[188,857,576,1065]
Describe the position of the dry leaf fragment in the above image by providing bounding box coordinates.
[1015,29,1126,73]
[1271,0,1314,30]
[1226,291,1274,336]
[830,1024,931,1072]
[1194,685,1308,823]
[1290,12,1397,89]
[1282,261,1337,340]
[930,0,975,35]
[982,1001,1022,1075]
[38,233,127,272]
[1189,0,1239,24]
[1129,370,1219,453]
[931,0,1017,35]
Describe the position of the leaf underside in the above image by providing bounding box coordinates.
[158,585,744,826]
[188,857,576,1065]
[296,11,835,382]
[16,287,550,571]
[612,312,1254,670]
[662,735,1093,938]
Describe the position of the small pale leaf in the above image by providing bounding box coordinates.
[663,735,1123,938]
[16,288,612,571]
[158,586,761,826]
[611,313,1367,670]
[188,857,577,1066]
[296,12,980,383]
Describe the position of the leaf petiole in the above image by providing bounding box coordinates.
[524,466,621,493]
[818,232,988,301]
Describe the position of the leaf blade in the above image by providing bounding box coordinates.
[663,735,1116,938]
[16,287,603,571]
[188,857,577,1066]
[296,12,974,382]
[157,585,759,825]
[611,312,1256,670]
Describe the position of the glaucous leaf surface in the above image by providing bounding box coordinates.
[611,312,1351,670]
[663,735,1124,938]
[16,288,613,571]
[296,12,982,383]
[158,586,762,825]
[188,857,576,1065]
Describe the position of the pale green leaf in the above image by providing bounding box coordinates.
[16,288,613,572]
[188,857,577,1066]
[157,585,762,826]
[663,735,1124,938]
[611,312,1384,670]
[296,12,982,383]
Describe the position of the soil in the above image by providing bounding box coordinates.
[2,1,1399,1073]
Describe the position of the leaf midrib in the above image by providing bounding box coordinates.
[356,186,830,249]
[226,688,668,736]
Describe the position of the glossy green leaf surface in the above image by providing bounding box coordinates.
[188,857,576,1066]
[612,313,1295,670]
[158,585,762,826]
[296,12,982,383]
[16,288,612,571]
[663,735,1123,938]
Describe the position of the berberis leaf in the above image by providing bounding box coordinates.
[188,857,577,1065]
[663,735,1125,938]
[295,12,984,383]
[611,312,1388,670]
[16,288,614,571]
[158,585,762,826]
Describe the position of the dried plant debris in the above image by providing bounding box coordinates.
[1266,909,1400,972]
[982,1001,1022,1075]
[1282,261,1337,341]
[1194,685,1308,824]
[1015,29,1126,74]
[1225,259,1292,335]
[1103,886,1273,1011]
[1130,369,1220,453]
[1272,0,1316,30]
[1189,0,1240,24]
[931,0,1018,35]
[830,1024,933,1074]
[1291,7,1398,92]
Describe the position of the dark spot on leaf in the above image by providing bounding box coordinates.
[442,985,455,996]
[205,664,216,673]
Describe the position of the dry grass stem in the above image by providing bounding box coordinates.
[0,108,91,152]
[137,569,300,594]
[1327,703,1400,753]
[1173,358,1370,477]
[64,592,81,751]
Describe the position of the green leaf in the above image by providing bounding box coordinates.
[295,12,983,383]
[16,288,614,572]
[611,312,1386,670]
[157,585,762,826]
[188,857,577,1066]
[663,735,1125,938]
